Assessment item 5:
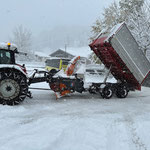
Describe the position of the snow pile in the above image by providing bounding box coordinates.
[76,63,86,75]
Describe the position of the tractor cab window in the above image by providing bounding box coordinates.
[0,49,12,64]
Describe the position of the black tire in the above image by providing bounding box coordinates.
[100,85,113,99]
[0,69,28,105]
[49,69,58,76]
[116,85,128,98]
[89,85,97,94]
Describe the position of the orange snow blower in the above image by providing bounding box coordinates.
[49,56,84,99]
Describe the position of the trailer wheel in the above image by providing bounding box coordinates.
[100,85,113,99]
[89,85,97,94]
[0,70,28,105]
[116,85,128,98]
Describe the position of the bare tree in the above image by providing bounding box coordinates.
[11,25,32,53]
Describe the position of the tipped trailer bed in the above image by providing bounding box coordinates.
[89,22,150,98]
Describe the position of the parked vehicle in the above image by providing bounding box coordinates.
[45,57,71,71]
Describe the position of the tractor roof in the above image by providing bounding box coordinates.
[0,42,18,52]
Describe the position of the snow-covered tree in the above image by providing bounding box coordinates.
[91,19,103,41]
[90,1,121,63]
[102,1,121,30]
[120,0,150,55]
[119,0,144,21]
[91,1,120,40]
[90,0,150,62]
[128,6,150,55]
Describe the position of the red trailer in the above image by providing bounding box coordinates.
[89,22,150,99]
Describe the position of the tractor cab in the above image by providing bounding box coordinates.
[0,42,18,64]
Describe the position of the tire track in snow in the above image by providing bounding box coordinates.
[123,115,147,150]
[48,116,107,150]
[48,117,90,150]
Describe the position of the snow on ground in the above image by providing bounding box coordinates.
[0,64,150,150]
[0,82,150,150]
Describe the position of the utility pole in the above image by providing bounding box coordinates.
[65,44,67,58]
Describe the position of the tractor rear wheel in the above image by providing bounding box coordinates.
[0,70,28,105]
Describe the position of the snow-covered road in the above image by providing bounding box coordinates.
[0,82,150,150]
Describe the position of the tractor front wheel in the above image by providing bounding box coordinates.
[0,70,28,105]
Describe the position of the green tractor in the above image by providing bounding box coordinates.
[0,43,28,105]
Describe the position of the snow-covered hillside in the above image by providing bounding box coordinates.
[0,81,150,150]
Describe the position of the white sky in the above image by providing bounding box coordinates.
[0,0,117,41]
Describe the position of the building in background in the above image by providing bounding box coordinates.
[49,49,74,59]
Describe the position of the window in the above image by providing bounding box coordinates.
[62,59,70,65]
[45,59,60,68]
[0,49,12,64]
